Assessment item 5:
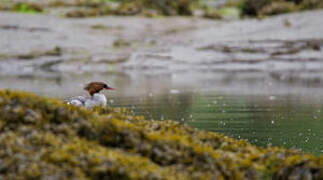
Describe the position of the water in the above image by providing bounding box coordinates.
[112,91,323,155]
[1,72,323,155]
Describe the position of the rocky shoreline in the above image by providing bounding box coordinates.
[0,9,323,97]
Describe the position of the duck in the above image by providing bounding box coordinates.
[66,82,114,108]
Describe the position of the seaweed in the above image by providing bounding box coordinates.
[241,0,323,16]
[1,0,323,18]
[0,47,62,60]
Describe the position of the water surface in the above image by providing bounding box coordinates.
[112,91,323,155]
[1,72,323,155]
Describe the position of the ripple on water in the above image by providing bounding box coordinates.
[113,92,323,155]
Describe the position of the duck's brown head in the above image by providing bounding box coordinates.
[84,82,114,96]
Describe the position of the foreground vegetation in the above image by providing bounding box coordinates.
[0,0,322,18]
[0,89,323,179]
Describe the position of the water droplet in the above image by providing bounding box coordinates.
[269,96,276,100]
[189,114,193,118]
[181,118,185,121]
[170,89,180,94]
[271,120,275,124]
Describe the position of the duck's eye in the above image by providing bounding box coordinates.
[104,84,108,88]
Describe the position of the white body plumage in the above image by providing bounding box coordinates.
[66,81,113,108]
[84,93,107,108]
[67,93,107,108]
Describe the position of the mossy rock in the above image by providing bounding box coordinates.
[259,1,299,16]
[0,90,323,179]
[0,2,44,13]
[241,0,323,16]
[241,0,270,16]
[300,0,323,9]
[62,0,196,18]
[140,0,196,15]
[116,2,142,16]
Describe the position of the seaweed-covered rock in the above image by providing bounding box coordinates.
[140,0,196,15]
[0,2,44,13]
[1,0,323,17]
[259,1,298,16]
[0,0,196,17]
[0,90,323,179]
[241,0,323,16]
[241,0,269,16]
[300,0,323,9]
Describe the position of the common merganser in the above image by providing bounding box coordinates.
[66,82,114,108]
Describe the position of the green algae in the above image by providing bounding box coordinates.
[91,24,124,30]
[0,2,44,13]
[197,39,323,56]
[1,0,323,18]
[113,39,131,48]
[13,2,43,13]
[0,47,62,60]
[0,90,323,179]
[241,0,323,16]
[63,0,194,18]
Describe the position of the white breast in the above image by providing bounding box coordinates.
[84,93,107,108]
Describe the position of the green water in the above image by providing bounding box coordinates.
[2,73,323,155]
[113,92,323,155]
